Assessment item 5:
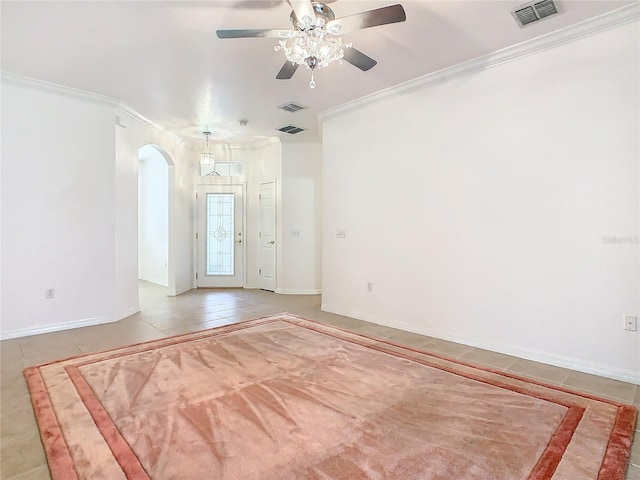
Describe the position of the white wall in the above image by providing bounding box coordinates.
[0,85,4,330]
[321,22,639,382]
[0,77,193,338]
[280,142,322,294]
[115,114,147,319]
[170,140,194,295]
[1,81,119,337]
[138,145,169,287]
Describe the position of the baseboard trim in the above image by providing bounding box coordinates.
[275,288,322,295]
[117,306,139,320]
[0,306,141,340]
[169,286,193,297]
[1,316,115,340]
[321,303,640,385]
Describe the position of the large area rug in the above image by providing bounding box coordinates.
[26,313,636,480]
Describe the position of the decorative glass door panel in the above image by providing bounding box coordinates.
[206,193,234,276]
[197,185,244,288]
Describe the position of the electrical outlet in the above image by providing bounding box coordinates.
[336,229,346,239]
[45,288,55,299]
[367,282,373,292]
[624,315,638,331]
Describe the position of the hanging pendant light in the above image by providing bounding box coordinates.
[200,131,214,166]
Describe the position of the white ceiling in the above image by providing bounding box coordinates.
[1,0,633,145]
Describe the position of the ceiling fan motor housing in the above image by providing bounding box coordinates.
[305,56,319,69]
[291,2,335,30]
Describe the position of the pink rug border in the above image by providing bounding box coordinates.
[65,364,151,480]
[24,313,637,480]
[23,366,79,480]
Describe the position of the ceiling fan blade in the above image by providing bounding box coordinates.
[327,4,406,35]
[343,48,377,71]
[216,29,290,39]
[289,0,317,25]
[232,0,283,9]
[276,61,299,79]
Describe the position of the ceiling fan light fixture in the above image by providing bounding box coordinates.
[217,2,407,85]
[274,27,351,88]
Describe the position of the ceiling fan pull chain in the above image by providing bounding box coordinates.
[309,71,316,89]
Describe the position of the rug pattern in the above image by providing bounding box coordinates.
[25,314,637,480]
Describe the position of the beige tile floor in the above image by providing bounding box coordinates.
[1,281,638,479]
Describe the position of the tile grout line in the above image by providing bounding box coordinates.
[5,464,49,480]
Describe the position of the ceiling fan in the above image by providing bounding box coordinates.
[216,0,406,87]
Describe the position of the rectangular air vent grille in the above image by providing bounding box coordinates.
[514,6,538,25]
[512,0,559,27]
[278,102,307,113]
[535,0,558,18]
[277,125,307,135]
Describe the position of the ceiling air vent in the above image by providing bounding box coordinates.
[277,125,307,135]
[278,102,307,113]
[512,0,559,27]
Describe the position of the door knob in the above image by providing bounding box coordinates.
[269,241,275,244]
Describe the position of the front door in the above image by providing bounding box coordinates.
[197,185,244,288]
[259,182,276,291]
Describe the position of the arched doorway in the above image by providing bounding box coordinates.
[138,144,176,295]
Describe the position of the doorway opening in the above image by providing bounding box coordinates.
[138,144,175,297]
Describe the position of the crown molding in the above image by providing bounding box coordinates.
[117,102,156,128]
[319,3,639,122]
[117,103,185,143]
[0,72,186,143]
[1,72,120,107]
[215,136,280,150]
[185,136,280,152]
[0,72,279,149]
[252,136,281,149]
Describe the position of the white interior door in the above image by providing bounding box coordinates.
[197,185,244,288]
[259,182,276,291]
